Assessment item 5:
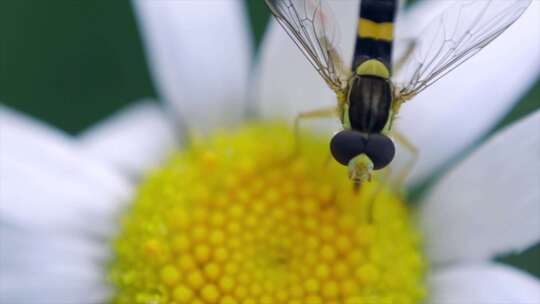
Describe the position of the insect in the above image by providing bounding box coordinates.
[266,0,532,186]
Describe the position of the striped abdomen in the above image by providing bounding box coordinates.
[352,0,397,71]
[347,0,397,133]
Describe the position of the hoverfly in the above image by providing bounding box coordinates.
[266,0,532,185]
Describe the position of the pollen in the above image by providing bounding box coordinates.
[109,123,426,304]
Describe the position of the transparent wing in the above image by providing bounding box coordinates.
[265,0,350,92]
[394,0,532,100]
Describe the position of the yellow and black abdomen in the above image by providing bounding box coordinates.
[352,0,397,72]
[346,0,397,134]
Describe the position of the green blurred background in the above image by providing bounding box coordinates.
[1,0,538,278]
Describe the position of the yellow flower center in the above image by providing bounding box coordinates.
[109,123,426,304]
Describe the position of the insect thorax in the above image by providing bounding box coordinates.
[345,58,393,133]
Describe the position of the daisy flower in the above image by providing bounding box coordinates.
[1,1,539,303]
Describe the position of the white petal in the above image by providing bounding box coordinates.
[393,0,540,184]
[0,228,108,271]
[1,276,108,304]
[0,229,110,303]
[79,100,177,177]
[0,106,128,303]
[419,110,540,264]
[0,105,132,234]
[132,0,252,133]
[428,263,540,304]
[254,1,359,132]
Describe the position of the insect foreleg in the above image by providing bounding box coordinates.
[389,129,418,188]
[294,106,339,153]
[364,165,392,223]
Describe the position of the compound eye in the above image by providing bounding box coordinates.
[330,130,367,165]
[364,134,395,170]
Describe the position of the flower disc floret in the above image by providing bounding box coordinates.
[109,123,426,304]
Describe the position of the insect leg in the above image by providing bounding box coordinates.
[389,129,418,188]
[393,39,416,75]
[364,166,392,223]
[294,106,339,154]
